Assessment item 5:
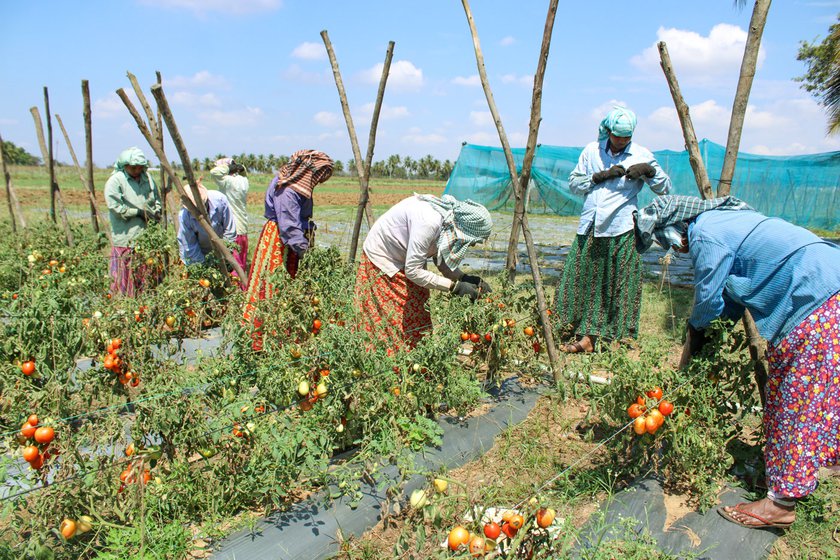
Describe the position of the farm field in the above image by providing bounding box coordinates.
[0,167,837,560]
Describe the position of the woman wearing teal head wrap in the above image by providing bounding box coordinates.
[103,147,162,296]
[555,107,671,353]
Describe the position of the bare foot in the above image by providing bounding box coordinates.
[720,498,795,528]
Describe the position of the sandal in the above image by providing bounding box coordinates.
[563,341,592,354]
[717,503,794,530]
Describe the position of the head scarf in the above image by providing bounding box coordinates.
[113,147,148,173]
[276,150,334,199]
[181,180,209,208]
[634,195,753,253]
[598,107,637,141]
[416,194,493,270]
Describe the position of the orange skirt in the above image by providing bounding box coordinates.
[354,254,432,352]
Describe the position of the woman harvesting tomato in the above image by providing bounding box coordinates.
[636,194,840,530]
[355,194,492,351]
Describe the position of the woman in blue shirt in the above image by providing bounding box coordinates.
[636,194,840,530]
[556,107,671,353]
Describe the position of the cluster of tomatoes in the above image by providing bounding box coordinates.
[117,443,159,492]
[19,414,56,470]
[58,515,93,541]
[38,258,68,277]
[231,402,267,439]
[101,338,140,388]
[446,506,556,556]
[627,386,674,435]
[297,367,330,412]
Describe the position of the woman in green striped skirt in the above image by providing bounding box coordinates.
[555,107,671,353]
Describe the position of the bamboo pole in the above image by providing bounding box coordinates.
[55,113,102,234]
[347,40,394,264]
[44,88,57,224]
[718,0,772,197]
[81,80,105,239]
[461,0,561,378]
[30,104,74,246]
[321,30,375,232]
[154,71,175,232]
[116,84,247,284]
[0,131,25,231]
[657,43,713,199]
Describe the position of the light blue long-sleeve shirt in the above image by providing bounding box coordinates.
[177,190,237,265]
[568,139,671,237]
[688,209,840,345]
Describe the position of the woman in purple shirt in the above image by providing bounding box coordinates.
[243,150,334,345]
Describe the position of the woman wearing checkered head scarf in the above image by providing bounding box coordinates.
[555,107,672,354]
[243,149,334,350]
[355,194,492,351]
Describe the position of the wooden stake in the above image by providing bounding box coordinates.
[56,113,103,235]
[44,88,57,224]
[81,80,105,239]
[657,43,713,199]
[718,0,772,197]
[321,30,375,233]
[347,40,395,264]
[30,104,74,246]
[461,0,561,378]
[155,71,176,233]
[0,130,25,231]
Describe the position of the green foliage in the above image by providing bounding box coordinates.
[797,15,840,132]
[1,140,40,166]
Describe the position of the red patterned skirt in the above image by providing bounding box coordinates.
[242,221,300,346]
[354,254,432,352]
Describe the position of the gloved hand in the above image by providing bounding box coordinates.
[625,162,656,180]
[591,165,625,184]
[450,280,480,302]
[460,274,493,294]
[687,322,708,357]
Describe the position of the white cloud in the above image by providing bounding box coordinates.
[318,130,345,141]
[166,71,229,89]
[283,64,330,85]
[313,111,340,127]
[362,60,424,91]
[500,36,515,47]
[452,75,481,87]
[94,93,128,119]
[291,42,326,60]
[138,0,281,15]
[197,107,263,127]
[500,74,532,86]
[630,24,765,87]
[171,91,222,107]
[469,110,493,127]
[359,103,410,120]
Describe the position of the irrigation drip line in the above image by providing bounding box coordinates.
[1,307,541,501]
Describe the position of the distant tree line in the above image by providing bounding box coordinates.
[189,153,455,181]
[2,140,40,166]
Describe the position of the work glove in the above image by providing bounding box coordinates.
[460,274,493,294]
[591,165,625,184]
[687,322,708,357]
[450,280,480,302]
[625,162,656,180]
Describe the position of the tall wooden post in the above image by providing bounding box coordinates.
[346,40,394,264]
[461,0,561,378]
[30,104,74,246]
[81,80,104,237]
[0,131,25,231]
[44,88,57,223]
[321,30,376,236]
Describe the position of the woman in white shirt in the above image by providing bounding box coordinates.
[356,194,492,351]
[210,158,250,286]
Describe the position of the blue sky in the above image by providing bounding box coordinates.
[1,1,839,168]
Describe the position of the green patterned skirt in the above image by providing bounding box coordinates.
[554,229,642,341]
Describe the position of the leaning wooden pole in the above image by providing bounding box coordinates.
[461,0,561,378]
[347,40,394,264]
[56,113,102,235]
[718,0,772,197]
[30,105,74,246]
[321,30,375,232]
[43,88,57,224]
[0,131,24,231]
[81,80,105,238]
[657,43,713,199]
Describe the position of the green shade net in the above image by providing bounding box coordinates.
[444,140,840,231]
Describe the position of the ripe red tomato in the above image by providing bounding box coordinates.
[532,342,541,353]
[22,445,39,462]
[21,360,35,376]
[523,326,535,337]
[636,395,645,407]
[469,333,481,344]
[483,522,501,539]
[27,414,38,426]
[627,403,645,419]
[28,453,44,469]
[536,507,556,528]
[460,331,470,341]
[648,409,665,429]
[34,426,55,444]
[448,526,470,551]
[646,387,663,400]
[501,521,518,539]
[633,416,647,435]
[484,333,492,342]
[20,422,36,439]
[509,514,524,530]
[658,400,674,417]
[313,319,322,330]
[111,338,122,350]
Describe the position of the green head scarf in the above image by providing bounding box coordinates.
[416,194,492,270]
[598,107,637,141]
[113,147,149,173]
